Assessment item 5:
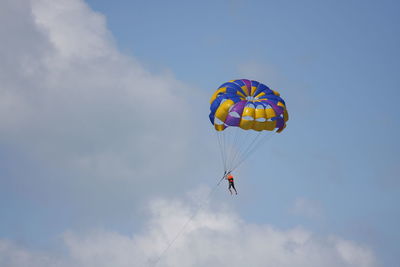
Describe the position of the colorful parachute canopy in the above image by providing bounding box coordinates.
[209,79,288,133]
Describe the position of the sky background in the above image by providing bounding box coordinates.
[0,0,399,266]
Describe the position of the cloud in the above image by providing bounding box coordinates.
[0,0,222,237]
[0,194,377,267]
[0,0,211,199]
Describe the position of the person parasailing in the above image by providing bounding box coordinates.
[225,171,238,195]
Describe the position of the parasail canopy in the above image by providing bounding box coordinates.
[209,79,288,133]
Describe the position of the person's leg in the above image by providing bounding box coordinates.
[232,183,237,194]
[228,183,233,194]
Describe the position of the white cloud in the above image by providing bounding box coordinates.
[0,0,221,232]
[0,0,211,195]
[0,194,377,267]
[0,240,63,267]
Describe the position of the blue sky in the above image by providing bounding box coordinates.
[0,0,399,266]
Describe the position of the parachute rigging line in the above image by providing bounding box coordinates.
[230,131,276,172]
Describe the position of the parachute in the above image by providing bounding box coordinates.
[209,79,288,172]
